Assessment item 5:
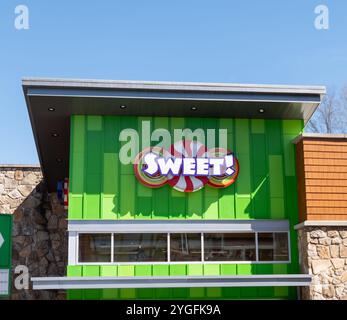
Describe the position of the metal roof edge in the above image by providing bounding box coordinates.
[295,220,347,229]
[22,77,327,95]
[0,164,41,169]
[292,133,347,144]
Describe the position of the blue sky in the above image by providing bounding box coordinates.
[0,1,346,164]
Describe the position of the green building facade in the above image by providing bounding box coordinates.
[67,115,302,300]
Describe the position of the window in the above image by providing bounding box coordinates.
[77,231,290,264]
[258,232,289,261]
[204,233,256,262]
[79,234,111,263]
[170,233,201,261]
[114,233,167,262]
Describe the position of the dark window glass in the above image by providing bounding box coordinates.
[114,233,167,262]
[170,233,201,261]
[258,233,289,261]
[79,234,111,262]
[204,233,256,261]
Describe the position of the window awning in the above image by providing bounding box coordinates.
[31,274,312,290]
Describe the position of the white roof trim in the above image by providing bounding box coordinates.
[295,220,347,230]
[292,133,347,144]
[31,274,312,290]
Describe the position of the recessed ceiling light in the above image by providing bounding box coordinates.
[51,133,59,137]
[191,106,198,111]
[120,105,127,109]
[258,108,265,113]
[48,107,55,112]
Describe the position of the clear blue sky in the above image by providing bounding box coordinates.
[0,1,346,164]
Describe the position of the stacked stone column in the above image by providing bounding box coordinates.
[298,226,347,300]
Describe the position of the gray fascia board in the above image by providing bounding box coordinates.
[31,274,312,290]
[22,77,327,95]
[25,87,322,105]
[68,219,290,233]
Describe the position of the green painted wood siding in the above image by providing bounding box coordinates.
[68,115,302,300]
[69,116,301,222]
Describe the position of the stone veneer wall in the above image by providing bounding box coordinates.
[298,226,347,300]
[0,165,67,300]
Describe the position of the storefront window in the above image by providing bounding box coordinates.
[170,233,201,261]
[79,234,112,262]
[77,231,290,264]
[204,233,256,261]
[258,232,289,261]
[113,233,167,262]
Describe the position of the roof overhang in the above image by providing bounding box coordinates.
[31,274,312,290]
[22,78,326,191]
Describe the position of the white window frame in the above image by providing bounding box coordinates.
[72,230,291,266]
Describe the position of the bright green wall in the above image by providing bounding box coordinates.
[68,115,303,300]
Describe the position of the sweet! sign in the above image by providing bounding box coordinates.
[134,140,239,192]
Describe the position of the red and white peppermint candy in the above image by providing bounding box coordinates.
[167,140,209,193]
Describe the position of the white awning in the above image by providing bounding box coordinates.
[31,274,311,290]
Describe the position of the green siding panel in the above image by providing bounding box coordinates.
[282,120,303,135]
[82,266,100,277]
[119,175,136,219]
[235,119,250,154]
[87,116,103,131]
[266,121,282,155]
[251,119,265,134]
[67,266,82,277]
[269,155,284,197]
[203,264,220,276]
[188,191,203,219]
[283,135,296,176]
[218,188,235,219]
[101,266,118,276]
[118,265,135,276]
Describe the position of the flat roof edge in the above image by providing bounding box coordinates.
[295,220,347,229]
[22,77,326,95]
[292,133,347,144]
[0,164,41,169]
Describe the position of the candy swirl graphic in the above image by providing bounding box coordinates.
[206,148,240,188]
[167,140,209,193]
[133,146,169,188]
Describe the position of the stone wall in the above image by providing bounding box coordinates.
[298,226,347,300]
[0,165,67,300]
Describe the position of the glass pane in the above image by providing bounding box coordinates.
[258,232,289,261]
[204,233,256,261]
[170,233,201,261]
[79,234,111,262]
[114,233,167,262]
